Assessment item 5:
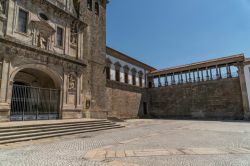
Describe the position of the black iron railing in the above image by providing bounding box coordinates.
[10,85,60,121]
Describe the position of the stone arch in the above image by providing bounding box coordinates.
[138,70,144,77]
[114,61,121,70]
[123,65,130,73]
[8,64,63,103]
[131,68,137,75]
[9,64,63,89]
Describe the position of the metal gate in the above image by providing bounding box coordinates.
[10,84,60,121]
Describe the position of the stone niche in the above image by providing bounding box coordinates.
[68,74,77,105]
[30,16,56,51]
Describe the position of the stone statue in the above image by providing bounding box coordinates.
[69,74,76,90]
[37,33,47,49]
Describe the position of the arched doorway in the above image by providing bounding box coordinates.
[10,68,61,121]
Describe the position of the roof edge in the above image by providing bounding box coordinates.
[106,47,156,71]
[150,53,245,75]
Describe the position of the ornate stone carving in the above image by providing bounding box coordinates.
[70,21,79,45]
[68,74,76,91]
[3,43,85,75]
[37,33,48,49]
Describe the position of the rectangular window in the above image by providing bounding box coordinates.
[106,67,110,80]
[95,2,99,15]
[124,73,128,84]
[115,70,120,82]
[87,0,92,10]
[132,75,136,86]
[18,9,28,33]
[56,27,64,47]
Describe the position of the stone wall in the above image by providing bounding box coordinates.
[106,80,147,119]
[147,78,244,120]
[81,0,107,118]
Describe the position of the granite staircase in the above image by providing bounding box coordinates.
[0,120,124,144]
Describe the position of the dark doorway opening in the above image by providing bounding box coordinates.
[143,102,148,115]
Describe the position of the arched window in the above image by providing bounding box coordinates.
[131,68,137,86]
[123,65,130,84]
[114,62,121,82]
[95,2,99,15]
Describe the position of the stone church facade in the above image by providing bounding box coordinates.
[0,0,249,122]
[0,0,109,121]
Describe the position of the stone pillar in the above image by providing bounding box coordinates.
[210,68,213,80]
[227,64,232,78]
[188,71,192,82]
[165,75,168,86]
[76,74,83,110]
[201,70,204,81]
[219,67,222,79]
[180,73,183,84]
[158,76,161,87]
[177,73,180,84]
[206,68,209,80]
[193,71,196,82]
[185,73,188,83]
[197,69,200,82]
[237,63,250,120]
[216,66,219,79]
[172,73,175,85]
[63,73,68,105]
[0,59,10,122]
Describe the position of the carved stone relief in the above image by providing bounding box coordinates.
[68,74,76,91]
[70,21,78,45]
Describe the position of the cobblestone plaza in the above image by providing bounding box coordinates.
[1,119,250,166]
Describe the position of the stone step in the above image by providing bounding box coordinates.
[0,125,123,144]
[0,121,114,133]
[0,124,122,141]
[0,119,109,129]
[0,122,118,137]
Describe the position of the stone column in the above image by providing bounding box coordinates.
[201,70,204,81]
[193,71,196,82]
[216,66,219,79]
[197,69,200,82]
[237,63,250,120]
[76,74,83,110]
[158,76,161,87]
[0,59,10,122]
[165,75,168,86]
[210,68,213,80]
[177,73,180,84]
[180,73,183,84]
[206,68,209,80]
[226,64,232,78]
[63,72,68,105]
[219,67,222,79]
[188,71,192,82]
[185,72,188,83]
[172,73,176,85]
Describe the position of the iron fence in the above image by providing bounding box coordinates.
[10,85,60,121]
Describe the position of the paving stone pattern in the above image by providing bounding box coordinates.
[1,120,250,166]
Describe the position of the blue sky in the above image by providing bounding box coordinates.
[106,0,250,70]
